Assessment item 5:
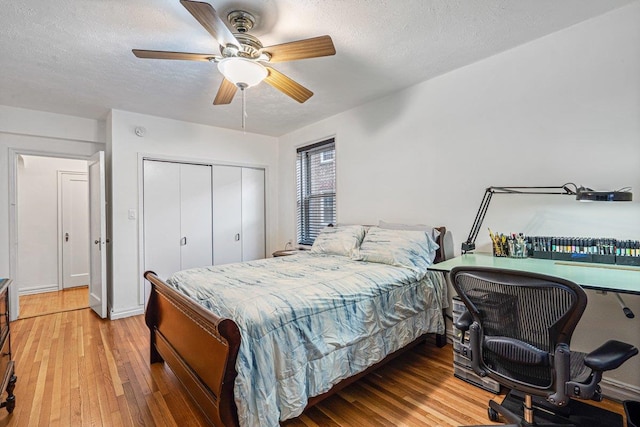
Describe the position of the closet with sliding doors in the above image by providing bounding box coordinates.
[143,159,266,283]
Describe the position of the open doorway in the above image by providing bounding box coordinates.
[16,155,90,318]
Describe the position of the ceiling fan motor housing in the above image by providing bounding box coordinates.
[221,32,264,59]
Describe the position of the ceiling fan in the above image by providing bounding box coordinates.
[132,0,336,106]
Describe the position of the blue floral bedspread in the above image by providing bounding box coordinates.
[167,253,447,427]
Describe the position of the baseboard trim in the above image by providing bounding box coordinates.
[109,306,144,320]
[600,377,640,402]
[19,284,59,296]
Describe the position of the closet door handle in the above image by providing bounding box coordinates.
[235,233,240,241]
[180,237,187,246]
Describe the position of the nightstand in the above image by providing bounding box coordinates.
[272,249,307,257]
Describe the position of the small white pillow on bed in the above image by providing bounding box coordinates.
[378,220,441,242]
[310,225,366,257]
[354,227,439,273]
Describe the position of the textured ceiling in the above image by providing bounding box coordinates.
[1,0,636,137]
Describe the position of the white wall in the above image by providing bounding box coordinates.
[0,105,105,319]
[277,3,640,397]
[107,110,279,319]
[17,155,88,294]
[0,105,105,143]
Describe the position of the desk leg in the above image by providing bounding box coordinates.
[435,308,448,348]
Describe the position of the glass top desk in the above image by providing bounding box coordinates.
[429,253,640,295]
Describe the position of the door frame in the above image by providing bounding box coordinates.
[57,170,89,291]
[8,149,94,321]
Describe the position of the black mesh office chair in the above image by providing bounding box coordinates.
[450,266,638,427]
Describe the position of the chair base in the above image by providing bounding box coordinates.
[491,390,623,427]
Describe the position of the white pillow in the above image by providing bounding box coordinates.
[355,227,439,273]
[310,225,366,257]
[378,220,441,242]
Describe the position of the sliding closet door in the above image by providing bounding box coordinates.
[143,160,181,280]
[179,164,213,270]
[241,167,265,261]
[144,160,213,280]
[213,165,242,265]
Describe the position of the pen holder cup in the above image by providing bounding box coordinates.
[508,240,528,258]
[492,240,509,257]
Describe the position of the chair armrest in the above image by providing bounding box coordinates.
[584,340,638,372]
[454,310,472,332]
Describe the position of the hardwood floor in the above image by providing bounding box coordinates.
[0,310,625,426]
[19,286,89,319]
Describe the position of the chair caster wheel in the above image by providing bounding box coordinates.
[488,407,499,422]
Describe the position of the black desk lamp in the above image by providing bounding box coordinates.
[462,183,633,254]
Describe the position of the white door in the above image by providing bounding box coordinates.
[241,168,265,261]
[143,160,213,289]
[88,151,108,318]
[61,172,89,288]
[143,160,182,281]
[179,164,213,270]
[213,166,242,265]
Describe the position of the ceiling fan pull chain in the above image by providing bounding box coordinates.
[241,87,246,131]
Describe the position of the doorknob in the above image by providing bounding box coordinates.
[235,233,240,241]
[65,232,69,242]
[94,239,100,244]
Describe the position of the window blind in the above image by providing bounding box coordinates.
[296,138,336,246]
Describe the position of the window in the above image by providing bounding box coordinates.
[320,150,334,163]
[296,138,336,245]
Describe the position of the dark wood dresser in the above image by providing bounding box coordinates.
[0,279,15,413]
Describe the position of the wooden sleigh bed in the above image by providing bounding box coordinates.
[144,225,448,427]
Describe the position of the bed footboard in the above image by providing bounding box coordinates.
[144,271,241,427]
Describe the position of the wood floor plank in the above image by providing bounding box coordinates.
[114,393,135,427]
[298,406,341,427]
[0,310,628,426]
[99,321,126,397]
[19,286,89,319]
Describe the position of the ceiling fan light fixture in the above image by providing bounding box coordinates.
[217,57,267,88]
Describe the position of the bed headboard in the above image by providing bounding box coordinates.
[434,226,448,264]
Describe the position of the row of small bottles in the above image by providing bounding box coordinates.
[530,236,640,265]
[617,240,640,257]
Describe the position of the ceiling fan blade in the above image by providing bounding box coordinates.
[132,49,218,62]
[264,67,313,103]
[180,0,239,48]
[261,35,336,63]
[213,78,238,105]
